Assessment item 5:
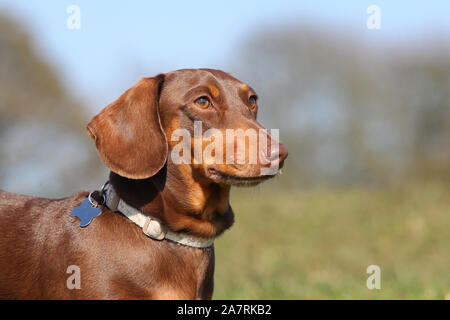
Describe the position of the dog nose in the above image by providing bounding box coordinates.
[278,143,288,165]
[264,141,288,165]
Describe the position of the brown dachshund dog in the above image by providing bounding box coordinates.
[0,69,287,299]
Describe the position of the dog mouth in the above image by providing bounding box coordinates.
[207,167,279,186]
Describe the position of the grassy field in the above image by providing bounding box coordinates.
[214,181,450,299]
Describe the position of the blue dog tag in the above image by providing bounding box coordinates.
[70,197,102,227]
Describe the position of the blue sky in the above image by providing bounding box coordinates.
[1,0,449,110]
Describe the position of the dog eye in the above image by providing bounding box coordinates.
[195,97,210,109]
[248,96,257,109]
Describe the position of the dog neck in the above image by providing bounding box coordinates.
[108,162,234,239]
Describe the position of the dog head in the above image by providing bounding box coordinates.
[87,69,288,186]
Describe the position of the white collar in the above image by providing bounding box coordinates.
[104,185,214,249]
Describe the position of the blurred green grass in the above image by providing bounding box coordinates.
[214,181,450,299]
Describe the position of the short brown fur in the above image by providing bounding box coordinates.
[0,69,287,299]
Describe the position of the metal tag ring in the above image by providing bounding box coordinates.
[88,191,99,208]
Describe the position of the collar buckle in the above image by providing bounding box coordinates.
[143,217,167,240]
[103,182,214,248]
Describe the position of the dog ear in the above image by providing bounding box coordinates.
[87,75,167,179]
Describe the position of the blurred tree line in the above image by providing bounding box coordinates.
[0,14,106,197]
[231,26,450,188]
[0,15,449,197]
